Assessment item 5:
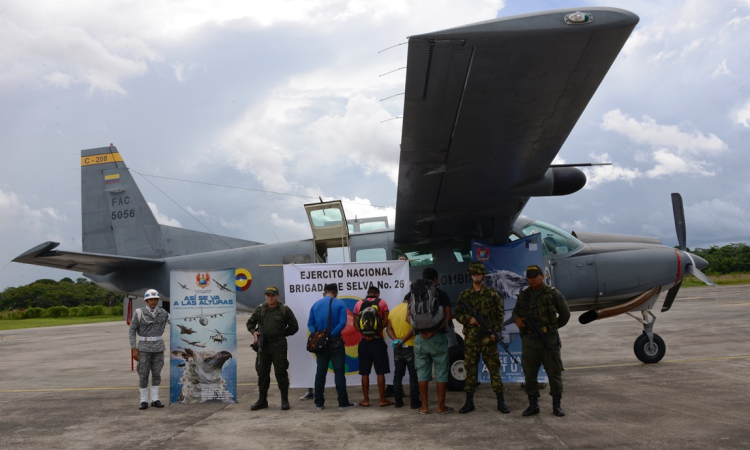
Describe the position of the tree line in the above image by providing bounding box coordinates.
[0,278,122,311]
[690,243,750,275]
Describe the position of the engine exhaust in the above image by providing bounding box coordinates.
[579,286,661,324]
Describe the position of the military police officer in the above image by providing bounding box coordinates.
[129,289,170,410]
[455,261,510,414]
[246,286,299,411]
[512,264,571,417]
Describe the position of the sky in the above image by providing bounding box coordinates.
[2,0,750,291]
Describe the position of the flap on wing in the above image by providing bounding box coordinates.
[12,242,165,275]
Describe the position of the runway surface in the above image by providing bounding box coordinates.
[1,286,749,449]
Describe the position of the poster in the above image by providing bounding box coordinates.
[472,234,547,383]
[283,261,410,388]
[169,268,238,404]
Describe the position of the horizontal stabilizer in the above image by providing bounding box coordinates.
[12,242,164,275]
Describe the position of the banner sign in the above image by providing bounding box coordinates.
[284,261,410,388]
[473,234,547,383]
[169,268,238,404]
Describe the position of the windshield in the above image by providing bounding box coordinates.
[522,220,583,256]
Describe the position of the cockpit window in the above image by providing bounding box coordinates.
[521,220,583,256]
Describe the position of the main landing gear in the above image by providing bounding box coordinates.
[627,310,666,364]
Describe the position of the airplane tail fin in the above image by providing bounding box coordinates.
[81,146,262,259]
[81,146,163,258]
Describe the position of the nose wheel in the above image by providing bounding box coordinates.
[627,310,666,363]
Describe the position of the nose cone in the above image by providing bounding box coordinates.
[688,252,709,270]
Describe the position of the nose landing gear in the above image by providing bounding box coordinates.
[627,310,666,363]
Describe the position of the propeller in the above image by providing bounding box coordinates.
[662,193,716,312]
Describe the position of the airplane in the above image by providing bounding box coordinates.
[210,329,234,344]
[177,324,196,335]
[180,337,207,348]
[178,282,190,290]
[215,281,234,293]
[175,307,224,327]
[11,8,715,391]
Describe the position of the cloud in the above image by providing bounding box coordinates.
[685,199,750,245]
[582,153,641,187]
[270,213,311,239]
[597,109,728,180]
[147,202,182,227]
[0,16,161,94]
[305,94,401,183]
[737,99,750,128]
[712,59,732,78]
[0,188,67,236]
[601,109,727,156]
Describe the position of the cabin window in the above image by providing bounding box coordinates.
[309,207,344,228]
[393,244,435,267]
[452,240,472,262]
[356,248,387,262]
[521,220,583,256]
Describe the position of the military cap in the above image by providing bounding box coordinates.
[526,265,543,277]
[264,285,280,295]
[467,261,487,275]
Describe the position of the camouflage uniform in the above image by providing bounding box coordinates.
[129,306,170,388]
[456,284,506,394]
[246,302,299,395]
[511,284,570,397]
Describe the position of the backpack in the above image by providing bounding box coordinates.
[355,297,383,336]
[409,279,445,333]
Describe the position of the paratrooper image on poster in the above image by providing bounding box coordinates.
[169,268,238,404]
[472,234,548,384]
[284,261,410,387]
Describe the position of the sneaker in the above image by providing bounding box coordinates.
[338,402,357,411]
[300,389,314,401]
[315,405,325,411]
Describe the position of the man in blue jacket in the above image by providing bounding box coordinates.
[307,283,356,411]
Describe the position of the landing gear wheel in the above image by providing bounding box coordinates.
[634,332,666,364]
[448,344,466,391]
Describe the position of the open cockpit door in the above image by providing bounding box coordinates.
[304,200,350,262]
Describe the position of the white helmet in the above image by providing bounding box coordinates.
[144,289,160,300]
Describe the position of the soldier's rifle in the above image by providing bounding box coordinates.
[251,308,264,367]
[457,298,518,364]
[521,316,564,371]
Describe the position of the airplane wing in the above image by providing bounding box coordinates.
[12,241,164,275]
[394,8,638,244]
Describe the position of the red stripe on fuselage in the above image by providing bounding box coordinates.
[675,249,682,285]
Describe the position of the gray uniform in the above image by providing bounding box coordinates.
[129,307,170,388]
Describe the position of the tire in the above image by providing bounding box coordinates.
[633,332,666,364]
[447,335,466,391]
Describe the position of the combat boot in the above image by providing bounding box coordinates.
[281,390,290,411]
[496,393,510,414]
[251,392,268,411]
[552,395,565,417]
[522,395,539,416]
[459,393,475,414]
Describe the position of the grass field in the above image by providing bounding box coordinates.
[681,273,750,287]
[0,315,122,331]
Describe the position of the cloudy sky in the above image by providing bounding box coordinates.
[2,0,750,291]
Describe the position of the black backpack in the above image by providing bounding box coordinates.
[355,297,383,336]
[409,279,445,332]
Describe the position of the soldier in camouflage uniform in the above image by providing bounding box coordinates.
[129,289,170,410]
[455,261,510,414]
[512,264,571,417]
[246,286,299,411]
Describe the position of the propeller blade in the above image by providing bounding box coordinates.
[671,193,686,251]
[661,281,681,312]
[687,265,717,287]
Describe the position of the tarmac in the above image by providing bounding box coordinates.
[1,285,749,449]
